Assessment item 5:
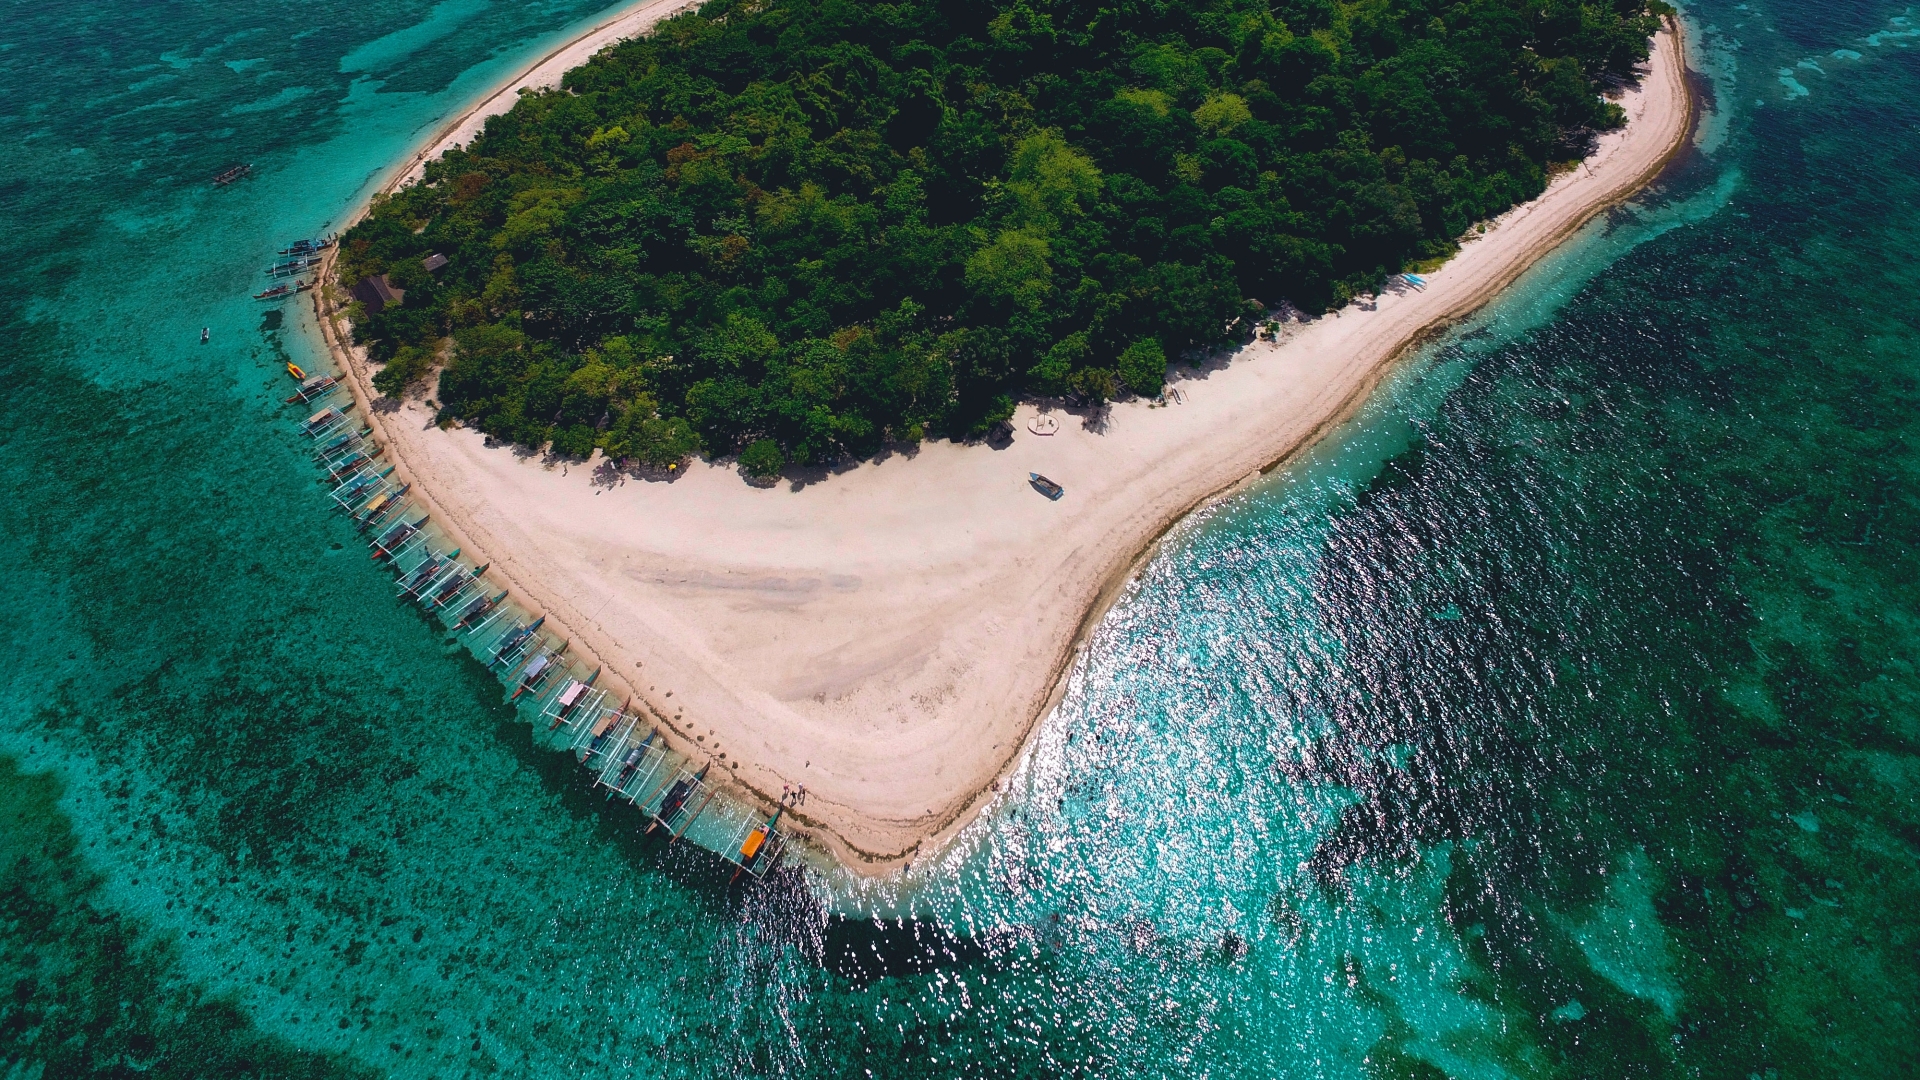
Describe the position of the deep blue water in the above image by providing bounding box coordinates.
[3,1,1917,1077]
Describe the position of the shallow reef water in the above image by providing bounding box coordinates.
[2,0,1916,1077]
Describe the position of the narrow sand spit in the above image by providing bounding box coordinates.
[315,19,1695,874]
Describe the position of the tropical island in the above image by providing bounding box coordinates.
[340,0,1670,475]
[317,0,1690,872]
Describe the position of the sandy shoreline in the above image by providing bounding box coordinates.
[386,0,700,191]
[313,15,1695,875]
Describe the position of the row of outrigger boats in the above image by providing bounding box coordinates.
[542,672,786,880]
[255,235,337,300]
[288,361,787,881]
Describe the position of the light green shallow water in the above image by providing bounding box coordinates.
[2,1,1916,1077]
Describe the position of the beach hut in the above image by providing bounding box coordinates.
[350,274,406,314]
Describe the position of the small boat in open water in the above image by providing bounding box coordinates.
[255,284,294,301]
[212,163,252,186]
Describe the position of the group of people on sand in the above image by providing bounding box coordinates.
[781,783,807,807]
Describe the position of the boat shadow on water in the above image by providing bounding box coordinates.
[417,670,1020,975]
[818,915,999,987]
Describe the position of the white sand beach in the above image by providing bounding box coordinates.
[315,18,1694,873]
[389,0,702,190]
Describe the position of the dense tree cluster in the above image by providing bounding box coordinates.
[342,0,1667,470]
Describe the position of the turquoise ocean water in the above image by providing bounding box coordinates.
[3,0,1917,1076]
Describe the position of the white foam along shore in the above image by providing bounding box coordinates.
[314,15,1695,875]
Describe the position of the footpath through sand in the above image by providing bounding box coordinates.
[312,16,1696,874]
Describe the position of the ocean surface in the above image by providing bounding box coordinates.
[2,0,1916,1076]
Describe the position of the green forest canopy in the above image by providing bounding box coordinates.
[341,0,1668,472]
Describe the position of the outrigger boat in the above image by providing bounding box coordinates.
[509,640,569,701]
[283,375,336,403]
[278,237,334,256]
[413,560,468,607]
[648,764,711,836]
[428,563,486,609]
[455,590,508,630]
[602,725,654,780]
[255,283,295,301]
[336,462,391,489]
[489,616,544,666]
[318,437,373,469]
[355,483,409,528]
[545,668,601,729]
[333,465,392,505]
[319,443,372,472]
[581,705,637,765]
[334,470,389,507]
[370,516,425,560]
[395,554,441,595]
[313,427,370,458]
[359,485,404,517]
[212,163,252,186]
[731,807,785,883]
[398,548,460,598]
[325,451,375,483]
[302,405,349,435]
